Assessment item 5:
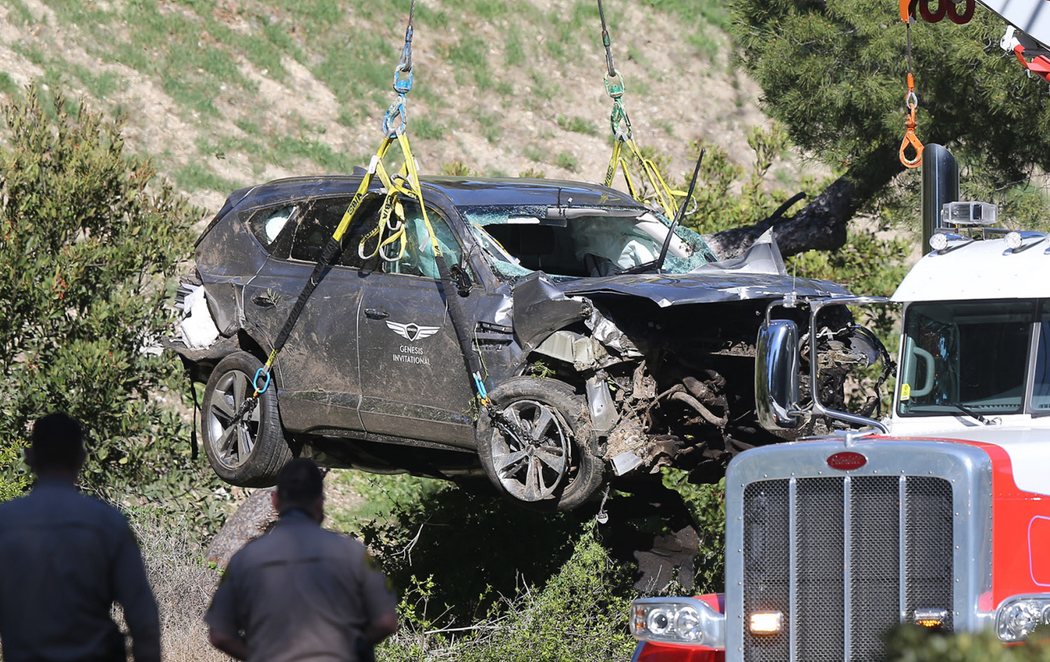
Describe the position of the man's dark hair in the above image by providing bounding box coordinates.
[30,413,85,471]
[276,458,324,510]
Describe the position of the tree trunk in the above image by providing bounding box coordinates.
[706,144,904,259]
[206,488,277,569]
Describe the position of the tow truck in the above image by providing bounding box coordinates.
[628,152,1050,662]
[628,0,1050,655]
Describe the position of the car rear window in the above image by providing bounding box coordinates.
[247,205,297,255]
[289,197,376,268]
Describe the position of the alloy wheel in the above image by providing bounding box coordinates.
[489,399,572,502]
[205,370,261,470]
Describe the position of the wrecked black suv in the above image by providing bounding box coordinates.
[170,175,856,510]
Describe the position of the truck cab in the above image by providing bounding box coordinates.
[631,147,1050,660]
[890,235,1050,436]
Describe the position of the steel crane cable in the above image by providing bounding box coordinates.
[896,0,977,168]
[596,0,685,220]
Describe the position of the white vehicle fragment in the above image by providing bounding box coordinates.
[179,284,220,349]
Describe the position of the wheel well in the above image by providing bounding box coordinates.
[521,352,586,393]
[518,323,600,394]
[180,332,268,386]
[236,331,268,364]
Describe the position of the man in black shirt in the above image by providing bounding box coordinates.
[0,413,161,662]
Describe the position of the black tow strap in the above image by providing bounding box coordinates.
[181,356,200,460]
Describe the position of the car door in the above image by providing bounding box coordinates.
[356,199,477,447]
[242,197,375,435]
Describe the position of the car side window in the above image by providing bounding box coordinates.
[289,197,377,268]
[382,201,463,279]
[247,205,297,256]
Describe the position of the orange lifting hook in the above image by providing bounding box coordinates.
[899,72,924,169]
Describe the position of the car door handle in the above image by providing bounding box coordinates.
[251,295,276,308]
[364,308,389,320]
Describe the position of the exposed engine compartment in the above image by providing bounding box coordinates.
[523,295,871,484]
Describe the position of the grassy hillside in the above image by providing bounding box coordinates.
[0,0,797,213]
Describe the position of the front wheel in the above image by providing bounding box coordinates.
[202,351,293,487]
[476,377,605,511]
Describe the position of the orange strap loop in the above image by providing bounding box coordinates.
[899,72,924,169]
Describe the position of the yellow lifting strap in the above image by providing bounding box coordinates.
[258,130,442,384]
[359,195,408,263]
[604,134,683,219]
[343,131,443,263]
[247,0,492,413]
[338,0,439,268]
[256,0,442,383]
[597,0,687,219]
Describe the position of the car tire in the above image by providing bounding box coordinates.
[476,377,605,511]
[202,351,293,487]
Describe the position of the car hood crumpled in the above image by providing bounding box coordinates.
[561,230,851,307]
[561,271,850,307]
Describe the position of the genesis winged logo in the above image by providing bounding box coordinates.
[386,321,440,342]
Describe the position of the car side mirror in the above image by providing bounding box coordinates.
[755,319,803,430]
[450,263,473,297]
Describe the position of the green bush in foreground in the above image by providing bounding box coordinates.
[0,86,224,531]
[887,625,1050,661]
[379,528,636,662]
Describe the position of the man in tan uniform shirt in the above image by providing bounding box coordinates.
[205,458,398,661]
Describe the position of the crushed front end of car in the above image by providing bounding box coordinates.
[483,227,873,491]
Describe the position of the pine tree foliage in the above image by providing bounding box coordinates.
[716,0,1050,255]
[734,0,1050,179]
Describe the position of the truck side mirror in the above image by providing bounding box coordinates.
[755,319,803,429]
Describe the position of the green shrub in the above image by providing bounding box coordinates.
[662,471,725,593]
[356,482,587,623]
[0,85,222,530]
[379,528,636,661]
[441,161,475,177]
[886,625,1050,661]
[345,469,724,660]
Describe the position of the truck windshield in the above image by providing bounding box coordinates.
[898,300,1050,417]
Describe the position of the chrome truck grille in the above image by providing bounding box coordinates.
[724,440,994,662]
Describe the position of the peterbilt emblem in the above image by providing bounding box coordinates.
[826,451,867,471]
[386,321,440,342]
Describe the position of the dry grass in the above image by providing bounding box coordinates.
[130,513,229,662]
[0,0,811,215]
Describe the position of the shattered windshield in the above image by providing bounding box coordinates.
[897,300,1047,417]
[460,205,717,280]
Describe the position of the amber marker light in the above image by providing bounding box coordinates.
[632,604,647,634]
[748,611,784,635]
[913,608,948,629]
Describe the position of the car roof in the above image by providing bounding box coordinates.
[224,174,646,214]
